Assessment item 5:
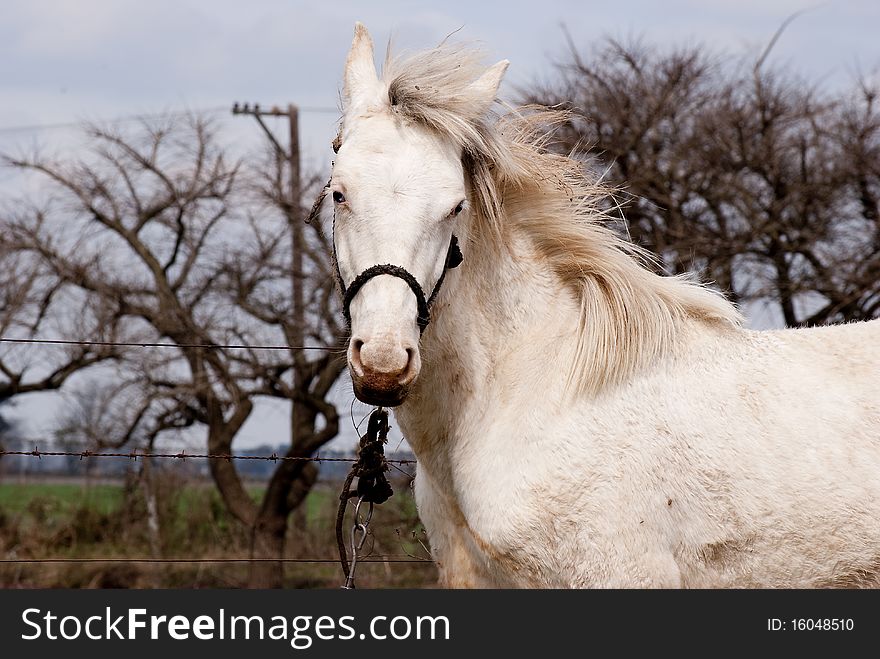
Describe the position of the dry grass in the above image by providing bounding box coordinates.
[0,470,436,588]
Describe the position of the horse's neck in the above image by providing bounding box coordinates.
[397,228,582,454]
[438,230,577,352]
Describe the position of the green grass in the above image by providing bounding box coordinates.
[0,481,265,520]
[304,486,332,522]
[0,482,123,517]
[0,481,399,525]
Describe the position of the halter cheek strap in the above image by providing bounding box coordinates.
[336,235,463,334]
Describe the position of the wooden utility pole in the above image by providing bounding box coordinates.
[232,102,314,586]
[232,101,306,416]
[287,105,305,386]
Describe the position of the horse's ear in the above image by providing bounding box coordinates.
[467,59,509,115]
[343,22,382,112]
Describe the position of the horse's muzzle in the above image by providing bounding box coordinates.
[348,336,419,407]
[352,377,410,407]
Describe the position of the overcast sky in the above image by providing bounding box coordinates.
[2,0,879,163]
[1,0,878,451]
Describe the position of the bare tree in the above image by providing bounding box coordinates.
[529,37,880,326]
[0,232,120,403]
[0,405,18,470]
[2,116,346,587]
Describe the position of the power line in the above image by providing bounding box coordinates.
[0,106,227,135]
[0,105,338,136]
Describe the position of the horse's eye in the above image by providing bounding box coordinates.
[332,191,346,204]
[452,200,465,216]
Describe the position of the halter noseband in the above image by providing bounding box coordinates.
[336,234,463,334]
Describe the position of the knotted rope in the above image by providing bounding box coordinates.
[336,408,393,586]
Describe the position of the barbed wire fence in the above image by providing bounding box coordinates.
[0,100,432,585]
[0,446,415,467]
[0,335,435,582]
[0,336,334,351]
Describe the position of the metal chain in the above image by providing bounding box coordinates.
[343,495,374,589]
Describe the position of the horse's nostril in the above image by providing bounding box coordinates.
[398,347,418,386]
[350,338,366,377]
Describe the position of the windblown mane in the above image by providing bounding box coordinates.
[379,44,742,395]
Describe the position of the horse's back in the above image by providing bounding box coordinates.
[614,318,880,587]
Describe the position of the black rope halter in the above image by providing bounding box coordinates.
[311,154,464,333]
[334,231,463,334]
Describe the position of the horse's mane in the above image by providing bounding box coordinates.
[380,44,742,395]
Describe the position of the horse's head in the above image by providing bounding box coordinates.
[331,23,507,406]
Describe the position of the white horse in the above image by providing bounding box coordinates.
[328,23,880,587]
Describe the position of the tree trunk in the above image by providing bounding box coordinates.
[205,403,259,528]
[247,461,318,588]
[771,248,799,327]
[140,456,163,588]
[202,398,329,589]
[248,513,288,588]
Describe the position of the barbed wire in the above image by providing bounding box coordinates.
[0,337,335,351]
[0,336,416,466]
[0,333,430,584]
[0,557,431,564]
[0,447,416,466]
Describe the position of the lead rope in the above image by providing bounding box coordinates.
[336,408,393,589]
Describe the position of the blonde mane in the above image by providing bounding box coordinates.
[380,44,742,394]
